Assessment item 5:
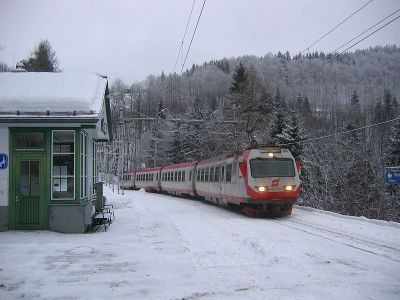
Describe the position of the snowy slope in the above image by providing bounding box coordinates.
[0,186,399,299]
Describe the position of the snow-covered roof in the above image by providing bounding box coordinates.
[0,72,108,118]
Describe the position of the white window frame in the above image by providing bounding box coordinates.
[80,131,88,199]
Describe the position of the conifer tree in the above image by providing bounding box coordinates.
[386,121,400,166]
[269,111,287,146]
[22,39,59,72]
[181,98,209,161]
[167,125,184,164]
[229,63,249,110]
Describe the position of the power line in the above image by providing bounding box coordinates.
[278,117,400,147]
[180,0,207,75]
[333,8,400,53]
[300,0,374,54]
[298,10,400,83]
[339,14,400,54]
[174,0,196,73]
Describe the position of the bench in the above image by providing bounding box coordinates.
[92,182,116,232]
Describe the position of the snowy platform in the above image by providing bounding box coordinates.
[0,186,399,299]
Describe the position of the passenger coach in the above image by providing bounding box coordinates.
[122,147,301,217]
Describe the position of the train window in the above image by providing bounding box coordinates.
[215,166,220,182]
[226,164,232,182]
[189,170,192,181]
[210,167,214,182]
[232,162,238,177]
[196,169,200,181]
[178,171,181,181]
[205,167,209,182]
[221,166,225,182]
[250,158,295,177]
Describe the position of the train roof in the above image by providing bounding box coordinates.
[135,167,162,173]
[197,154,237,165]
[123,170,136,174]
[162,162,198,170]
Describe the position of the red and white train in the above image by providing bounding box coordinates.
[121,147,301,217]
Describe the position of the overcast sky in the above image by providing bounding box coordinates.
[1,0,399,84]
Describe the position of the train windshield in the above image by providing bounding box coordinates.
[250,158,295,177]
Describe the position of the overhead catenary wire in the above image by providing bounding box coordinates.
[338,14,400,54]
[332,8,400,53]
[300,0,374,54]
[180,0,207,75]
[278,117,400,147]
[296,9,400,84]
[174,0,196,73]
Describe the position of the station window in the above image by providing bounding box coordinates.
[15,131,44,150]
[52,130,75,200]
[80,132,88,199]
[92,142,97,195]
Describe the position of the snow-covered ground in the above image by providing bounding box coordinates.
[1,186,400,300]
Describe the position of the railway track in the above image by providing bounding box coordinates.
[268,217,400,263]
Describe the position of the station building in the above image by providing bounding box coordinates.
[0,72,112,233]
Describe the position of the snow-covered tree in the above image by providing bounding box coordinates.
[22,40,59,72]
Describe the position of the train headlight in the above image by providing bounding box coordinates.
[268,152,274,158]
[284,185,295,191]
[257,186,268,192]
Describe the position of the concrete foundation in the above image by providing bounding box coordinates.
[49,203,94,233]
[0,206,8,231]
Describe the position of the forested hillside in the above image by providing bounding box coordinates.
[103,45,400,221]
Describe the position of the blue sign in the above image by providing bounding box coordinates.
[385,167,400,185]
[0,153,8,170]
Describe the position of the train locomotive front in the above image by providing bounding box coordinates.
[238,147,301,217]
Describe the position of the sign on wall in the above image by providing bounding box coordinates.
[385,167,400,185]
[0,153,8,170]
